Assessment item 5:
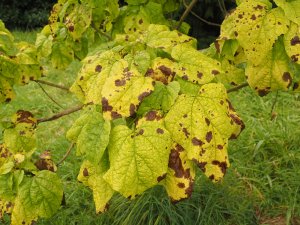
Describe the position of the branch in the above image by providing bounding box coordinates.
[183,0,220,27]
[227,82,249,93]
[36,82,64,109]
[176,0,198,30]
[37,104,85,124]
[57,142,75,166]
[35,80,70,91]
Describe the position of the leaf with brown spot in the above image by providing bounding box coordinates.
[284,22,300,65]
[165,83,244,181]
[162,143,195,202]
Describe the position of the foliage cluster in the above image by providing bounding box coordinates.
[0,0,299,224]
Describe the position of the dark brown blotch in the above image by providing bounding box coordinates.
[291,36,300,46]
[95,65,102,72]
[129,104,136,116]
[182,127,190,138]
[211,70,220,75]
[138,91,152,102]
[206,131,213,143]
[145,111,161,121]
[282,72,292,88]
[16,110,35,125]
[251,14,256,20]
[156,128,164,134]
[177,182,185,188]
[157,173,167,182]
[192,137,204,146]
[111,111,122,119]
[205,118,210,126]
[83,168,89,177]
[158,65,172,76]
[115,79,126,86]
[197,72,203,79]
[102,97,113,112]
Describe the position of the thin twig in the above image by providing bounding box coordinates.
[227,82,249,93]
[183,0,220,27]
[57,142,75,166]
[176,0,198,30]
[35,80,70,91]
[37,104,85,124]
[36,82,64,109]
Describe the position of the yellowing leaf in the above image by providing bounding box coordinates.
[220,2,289,65]
[284,22,300,64]
[275,0,300,25]
[101,68,154,120]
[103,115,172,198]
[246,38,293,96]
[171,45,222,85]
[144,24,197,54]
[165,83,244,181]
[163,144,195,202]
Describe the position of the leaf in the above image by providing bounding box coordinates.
[124,50,151,75]
[284,22,300,64]
[165,83,244,181]
[274,0,300,25]
[101,68,154,120]
[144,24,197,54]
[70,48,123,104]
[4,110,37,153]
[246,38,293,96]
[103,114,172,198]
[163,143,196,203]
[11,170,63,225]
[66,105,111,164]
[78,154,114,213]
[220,1,290,65]
[171,45,222,85]
[138,81,180,115]
[51,41,74,70]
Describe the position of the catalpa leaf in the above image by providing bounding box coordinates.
[138,81,180,115]
[220,1,289,65]
[163,144,196,203]
[284,22,300,64]
[78,155,114,213]
[70,49,123,104]
[165,83,244,181]
[145,57,176,84]
[103,113,172,198]
[171,45,222,85]
[3,110,37,153]
[144,24,197,54]
[66,105,111,164]
[246,38,293,96]
[101,68,154,120]
[274,0,300,25]
[11,170,63,225]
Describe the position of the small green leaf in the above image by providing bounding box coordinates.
[103,114,172,198]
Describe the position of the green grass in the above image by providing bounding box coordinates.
[1,31,300,225]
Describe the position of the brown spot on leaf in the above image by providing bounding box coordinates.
[258,89,269,97]
[251,14,257,20]
[115,79,126,86]
[212,160,227,174]
[158,65,172,76]
[254,5,263,10]
[206,131,213,143]
[291,36,300,46]
[95,65,102,72]
[194,160,207,172]
[145,68,154,76]
[130,104,136,116]
[68,25,74,32]
[211,70,220,75]
[16,110,36,125]
[217,145,223,150]
[214,41,220,53]
[291,54,299,62]
[282,72,292,87]
[157,173,166,182]
[138,91,152,101]
[138,19,143,24]
[192,137,204,146]
[234,31,238,37]
[293,82,299,90]
[102,98,113,112]
[197,72,203,79]
[145,111,161,121]
[111,111,122,119]
[182,128,190,138]
[182,75,188,80]
[209,175,215,180]
[177,183,185,188]
[137,129,144,136]
[205,118,210,126]
[83,168,89,177]
[156,128,164,134]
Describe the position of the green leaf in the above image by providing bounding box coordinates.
[284,22,300,64]
[162,143,196,202]
[103,114,172,198]
[246,38,293,96]
[51,41,74,69]
[11,170,63,225]
[171,45,222,85]
[274,0,300,25]
[124,50,151,75]
[220,1,289,64]
[144,24,197,54]
[66,105,111,164]
[138,81,180,115]
[101,67,154,120]
[165,83,244,181]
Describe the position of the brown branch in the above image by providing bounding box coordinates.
[37,104,85,124]
[36,82,64,109]
[183,0,220,27]
[57,142,75,166]
[35,80,70,91]
[227,82,249,93]
[176,0,198,30]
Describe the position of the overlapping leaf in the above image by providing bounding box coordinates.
[66,105,111,164]
[103,113,172,198]
[165,83,244,181]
